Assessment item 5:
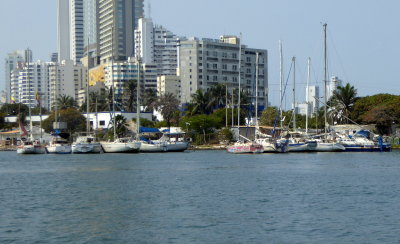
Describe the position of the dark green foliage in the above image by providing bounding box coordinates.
[42,108,86,133]
[179,114,222,134]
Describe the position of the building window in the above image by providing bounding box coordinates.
[99,120,105,126]
[212,64,218,69]
[222,64,227,70]
[232,65,237,71]
[213,76,218,81]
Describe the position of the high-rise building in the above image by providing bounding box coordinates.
[48,60,87,110]
[98,0,144,64]
[157,75,181,99]
[327,76,343,101]
[306,85,320,114]
[179,36,268,107]
[4,49,32,103]
[57,0,71,62]
[70,0,85,64]
[84,0,98,47]
[134,18,182,76]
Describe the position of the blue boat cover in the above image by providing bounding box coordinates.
[140,127,160,133]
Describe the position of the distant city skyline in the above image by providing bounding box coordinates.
[1,0,399,109]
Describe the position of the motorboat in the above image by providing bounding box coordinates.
[72,134,102,154]
[46,134,72,154]
[337,130,391,152]
[17,140,46,154]
[255,137,289,153]
[101,138,141,153]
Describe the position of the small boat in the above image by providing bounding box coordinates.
[337,131,391,152]
[17,140,46,154]
[255,137,289,153]
[101,138,141,153]
[46,134,72,154]
[227,141,264,154]
[72,134,102,154]
[140,139,189,153]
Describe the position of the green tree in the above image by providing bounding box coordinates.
[143,88,158,112]
[107,115,129,140]
[153,93,180,128]
[42,108,86,133]
[0,112,6,129]
[56,95,76,110]
[179,114,221,134]
[0,103,29,116]
[329,83,358,124]
[352,94,400,123]
[207,83,228,111]
[260,106,279,126]
[123,80,138,112]
[189,89,211,115]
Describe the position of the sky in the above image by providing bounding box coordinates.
[1,0,399,108]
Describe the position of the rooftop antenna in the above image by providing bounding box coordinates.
[147,1,152,19]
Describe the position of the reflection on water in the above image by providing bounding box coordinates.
[0,150,400,243]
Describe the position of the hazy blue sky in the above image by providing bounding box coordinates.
[1,0,399,107]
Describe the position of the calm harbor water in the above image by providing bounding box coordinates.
[1,150,400,243]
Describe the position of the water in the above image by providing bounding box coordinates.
[1,150,400,243]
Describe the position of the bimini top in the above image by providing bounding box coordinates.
[140,127,160,133]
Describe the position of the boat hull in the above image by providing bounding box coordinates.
[343,144,392,152]
[227,143,264,154]
[17,145,46,154]
[288,141,317,152]
[101,141,141,153]
[46,145,72,154]
[140,142,168,152]
[315,143,345,152]
[72,143,102,154]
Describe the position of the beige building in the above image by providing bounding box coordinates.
[157,75,181,99]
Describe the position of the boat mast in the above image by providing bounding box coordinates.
[86,38,90,135]
[255,52,259,129]
[136,58,141,140]
[279,41,283,128]
[306,57,311,134]
[237,33,242,128]
[292,56,296,131]
[111,26,116,140]
[323,23,328,135]
[27,50,33,141]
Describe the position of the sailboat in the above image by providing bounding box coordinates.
[312,24,345,152]
[227,50,263,154]
[72,42,102,154]
[17,60,46,154]
[46,65,72,154]
[100,29,141,153]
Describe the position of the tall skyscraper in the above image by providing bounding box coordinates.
[70,0,85,64]
[98,0,144,64]
[4,49,32,103]
[84,0,98,47]
[57,0,71,62]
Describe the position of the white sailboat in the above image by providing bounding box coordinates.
[313,24,345,152]
[17,58,46,155]
[72,40,101,154]
[46,65,72,154]
[227,49,263,154]
[101,29,141,153]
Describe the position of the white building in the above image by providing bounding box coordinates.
[134,18,181,76]
[179,36,268,107]
[157,75,181,99]
[49,60,87,110]
[326,76,343,101]
[16,61,51,109]
[102,58,157,105]
[306,85,320,114]
[4,49,31,103]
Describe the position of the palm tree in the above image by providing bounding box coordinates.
[189,89,211,115]
[143,88,158,112]
[329,83,358,124]
[56,95,76,110]
[123,79,138,112]
[109,114,128,139]
[207,83,228,111]
[153,93,180,128]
